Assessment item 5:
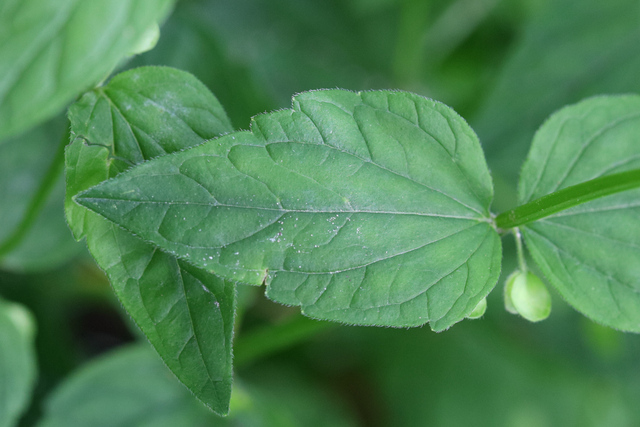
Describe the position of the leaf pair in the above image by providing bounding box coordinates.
[66,66,640,414]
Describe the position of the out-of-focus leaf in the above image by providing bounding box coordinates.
[518,95,640,332]
[66,67,236,414]
[76,89,502,331]
[474,0,640,181]
[0,117,81,272]
[0,0,175,140]
[37,345,220,427]
[128,4,274,128]
[37,344,358,426]
[329,321,640,427]
[0,299,37,427]
[140,0,395,109]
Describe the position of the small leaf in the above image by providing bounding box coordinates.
[518,95,640,332]
[504,270,551,322]
[66,66,235,414]
[76,89,502,331]
[0,299,37,427]
[0,0,175,140]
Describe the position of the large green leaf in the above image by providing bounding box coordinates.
[37,344,359,426]
[37,345,221,427]
[518,95,640,332]
[0,0,174,141]
[0,117,81,272]
[66,66,236,414]
[0,299,36,427]
[76,89,502,331]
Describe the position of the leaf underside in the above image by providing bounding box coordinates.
[77,88,502,331]
[66,66,236,414]
[519,95,640,332]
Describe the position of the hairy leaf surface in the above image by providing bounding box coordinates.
[66,67,235,414]
[0,0,174,140]
[519,95,640,332]
[0,299,36,427]
[77,89,501,331]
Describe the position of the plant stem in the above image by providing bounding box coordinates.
[495,168,640,230]
[0,125,69,258]
[234,315,335,368]
[514,228,527,273]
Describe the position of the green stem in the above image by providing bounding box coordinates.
[514,228,527,273]
[234,315,335,368]
[0,125,69,258]
[495,168,640,230]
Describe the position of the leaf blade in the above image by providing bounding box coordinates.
[65,66,236,413]
[518,95,640,332]
[77,89,501,331]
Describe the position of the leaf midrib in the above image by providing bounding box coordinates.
[76,196,482,220]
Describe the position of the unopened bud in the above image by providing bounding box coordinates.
[504,270,551,322]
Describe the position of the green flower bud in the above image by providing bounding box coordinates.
[467,297,487,319]
[504,270,551,322]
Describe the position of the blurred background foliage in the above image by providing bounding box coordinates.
[1,0,640,425]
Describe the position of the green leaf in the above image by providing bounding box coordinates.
[0,117,81,272]
[37,345,222,427]
[66,66,236,414]
[76,89,502,331]
[474,0,640,182]
[518,95,640,332]
[37,344,359,427]
[0,0,175,140]
[0,299,37,427]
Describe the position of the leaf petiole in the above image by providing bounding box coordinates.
[495,168,640,230]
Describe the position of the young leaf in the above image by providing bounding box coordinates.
[0,299,37,427]
[76,89,502,331]
[0,0,174,141]
[66,66,236,414]
[518,95,640,332]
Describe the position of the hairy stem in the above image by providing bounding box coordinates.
[495,168,640,230]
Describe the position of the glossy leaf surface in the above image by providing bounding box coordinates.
[77,89,502,331]
[519,95,640,332]
[0,0,174,140]
[66,67,236,414]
